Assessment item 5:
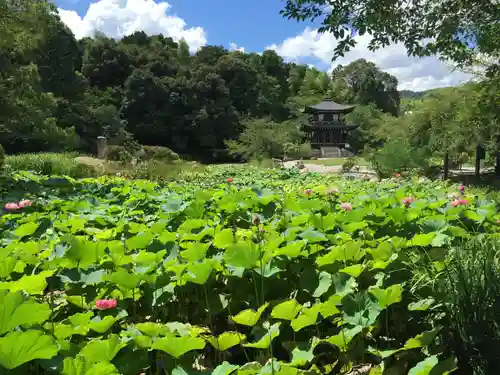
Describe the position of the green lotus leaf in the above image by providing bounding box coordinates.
[79,334,127,363]
[0,270,54,295]
[0,330,59,369]
[89,310,128,333]
[212,361,239,375]
[340,264,365,278]
[408,355,440,375]
[207,332,246,351]
[62,357,120,375]
[177,219,206,233]
[183,259,217,285]
[410,232,436,247]
[273,241,305,258]
[135,322,171,337]
[0,256,20,278]
[244,322,280,349]
[213,228,236,249]
[65,237,107,269]
[224,241,261,269]
[404,328,441,349]
[368,241,394,261]
[290,305,320,332]
[271,299,302,321]
[14,221,39,237]
[181,242,210,262]
[342,292,381,328]
[327,325,363,351]
[0,291,52,334]
[299,228,327,243]
[237,362,262,375]
[126,232,154,250]
[106,268,143,289]
[369,284,403,309]
[152,335,206,358]
[408,298,435,311]
[231,303,269,327]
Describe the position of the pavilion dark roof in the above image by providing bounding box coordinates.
[304,100,355,113]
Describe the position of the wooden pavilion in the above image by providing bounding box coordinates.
[302,99,358,151]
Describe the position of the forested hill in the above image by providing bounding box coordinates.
[1,3,404,159]
[399,90,429,99]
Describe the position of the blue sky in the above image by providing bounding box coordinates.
[54,0,317,53]
[54,0,474,91]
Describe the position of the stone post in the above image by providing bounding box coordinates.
[97,136,107,159]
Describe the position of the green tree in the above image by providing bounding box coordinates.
[187,65,239,154]
[331,59,400,115]
[226,118,307,160]
[216,54,259,114]
[280,0,499,71]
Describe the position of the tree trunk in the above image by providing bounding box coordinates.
[496,152,500,176]
[475,144,481,177]
[443,153,449,180]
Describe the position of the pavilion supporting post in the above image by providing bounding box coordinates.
[443,152,449,180]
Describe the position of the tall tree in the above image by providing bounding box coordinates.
[331,59,400,115]
[280,0,499,72]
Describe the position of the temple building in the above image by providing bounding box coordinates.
[302,99,358,156]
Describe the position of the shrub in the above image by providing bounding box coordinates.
[342,156,358,173]
[370,139,429,178]
[5,152,96,178]
[122,160,202,181]
[140,145,179,162]
[226,118,307,160]
[106,145,133,163]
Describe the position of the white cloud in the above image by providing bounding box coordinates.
[229,42,245,53]
[58,0,207,52]
[266,27,473,91]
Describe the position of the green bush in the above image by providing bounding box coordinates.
[5,152,96,177]
[106,145,133,163]
[140,145,179,161]
[226,118,307,160]
[370,139,429,178]
[341,156,358,173]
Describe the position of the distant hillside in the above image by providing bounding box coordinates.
[399,90,429,99]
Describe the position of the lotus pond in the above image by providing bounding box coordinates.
[0,168,499,374]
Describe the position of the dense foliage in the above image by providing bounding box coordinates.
[1,167,500,374]
[280,0,499,71]
[0,0,410,161]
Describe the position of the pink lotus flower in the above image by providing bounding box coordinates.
[451,199,469,207]
[402,197,415,208]
[18,199,32,208]
[95,299,117,310]
[4,202,20,211]
[458,184,465,192]
[340,202,353,211]
[304,189,313,196]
